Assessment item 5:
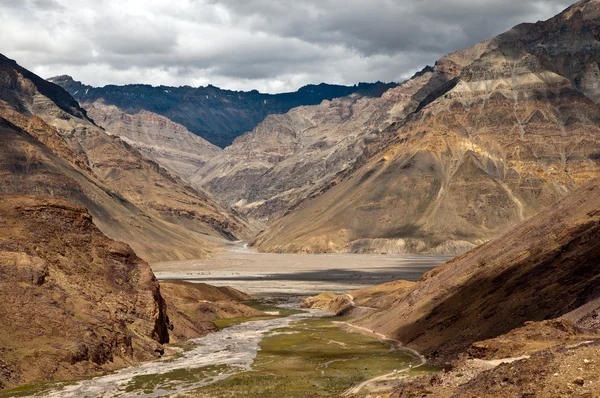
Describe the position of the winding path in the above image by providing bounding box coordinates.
[337,322,426,396]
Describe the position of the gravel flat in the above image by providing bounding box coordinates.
[152,242,451,296]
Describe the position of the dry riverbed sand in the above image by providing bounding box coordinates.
[152,242,451,296]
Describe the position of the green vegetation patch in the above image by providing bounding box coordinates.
[242,300,304,317]
[183,317,423,398]
[122,364,231,395]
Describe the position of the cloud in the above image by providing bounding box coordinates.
[0,0,574,92]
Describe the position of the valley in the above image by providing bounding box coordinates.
[0,301,427,398]
[1,0,600,397]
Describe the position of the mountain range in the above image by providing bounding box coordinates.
[49,75,397,148]
[0,53,253,263]
[250,0,600,255]
[48,0,600,258]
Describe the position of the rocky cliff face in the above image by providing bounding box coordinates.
[49,75,396,148]
[0,54,254,262]
[252,0,600,255]
[0,196,170,389]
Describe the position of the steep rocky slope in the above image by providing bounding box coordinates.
[254,0,600,254]
[50,75,396,148]
[344,178,600,361]
[84,100,222,180]
[310,179,600,397]
[0,196,170,389]
[0,53,253,262]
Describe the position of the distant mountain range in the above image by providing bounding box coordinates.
[49,76,397,148]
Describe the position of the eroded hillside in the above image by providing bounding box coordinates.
[0,53,254,262]
[253,0,600,255]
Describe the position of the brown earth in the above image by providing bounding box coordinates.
[0,196,170,390]
[322,175,600,396]
[349,178,600,362]
[160,281,263,343]
[391,320,600,398]
[253,0,600,255]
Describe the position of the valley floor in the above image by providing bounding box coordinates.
[152,241,450,296]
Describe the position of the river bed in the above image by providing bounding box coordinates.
[28,307,330,398]
[12,248,444,398]
[153,243,451,296]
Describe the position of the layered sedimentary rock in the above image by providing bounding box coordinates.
[253,0,600,255]
[0,196,170,389]
[0,53,253,262]
[193,72,447,222]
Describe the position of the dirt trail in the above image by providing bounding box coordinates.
[337,322,426,396]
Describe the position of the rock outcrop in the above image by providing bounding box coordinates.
[160,281,263,343]
[253,1,600,255]
[0,196,170,389]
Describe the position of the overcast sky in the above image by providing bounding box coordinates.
[0,0,573,93]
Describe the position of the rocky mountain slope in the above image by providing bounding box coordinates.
[83,100,223,180]
[316,178,600,362]
[253,0,600,255]
[392,321,600,397]
[0,196,170,389]
[49,75,396,148]
[160,281,263,343]
[0,53,253,262]
[310,178,600,396]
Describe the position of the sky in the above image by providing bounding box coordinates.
[0,0,574,93]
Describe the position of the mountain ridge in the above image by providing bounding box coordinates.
[49,75,397,147]
[0,53,254,262]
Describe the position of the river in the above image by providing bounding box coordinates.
[35,307,330,398]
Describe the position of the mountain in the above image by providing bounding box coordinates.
[252,0,600,255]
[192,71,448,222]
[49,75,397,148]
[0,196,170,389]
[0,196,263,390]
[353,177,600,360]
[0,53,254,262]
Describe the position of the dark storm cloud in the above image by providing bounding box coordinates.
[0,0,574,92]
